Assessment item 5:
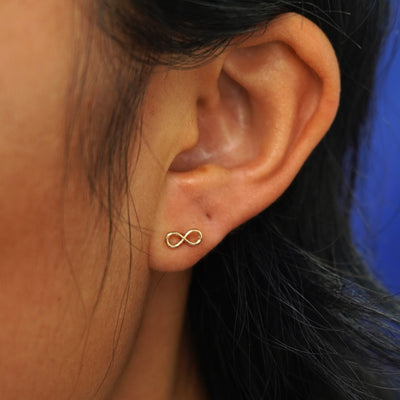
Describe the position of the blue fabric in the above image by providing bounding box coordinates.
[352,16,400,294]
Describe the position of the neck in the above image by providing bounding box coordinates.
[111,269,208,400]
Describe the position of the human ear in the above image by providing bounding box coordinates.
[147,13,340,272]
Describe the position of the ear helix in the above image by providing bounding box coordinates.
[165,229,203,249]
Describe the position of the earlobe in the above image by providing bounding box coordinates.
[147,13,340,272]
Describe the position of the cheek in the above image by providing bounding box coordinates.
[0,3,151,399]
[0,156,150,399]
[0,90,150,398]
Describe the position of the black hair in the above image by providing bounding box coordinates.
[71,1,400,399]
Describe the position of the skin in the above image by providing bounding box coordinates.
[0,2,340,400]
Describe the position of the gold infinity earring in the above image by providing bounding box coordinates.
[165,229,203,249]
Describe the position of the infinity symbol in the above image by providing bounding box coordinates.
[165,229,203,249]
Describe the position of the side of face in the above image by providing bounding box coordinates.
[0,2,156,398]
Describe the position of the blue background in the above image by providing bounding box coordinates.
[352,9,400,294]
